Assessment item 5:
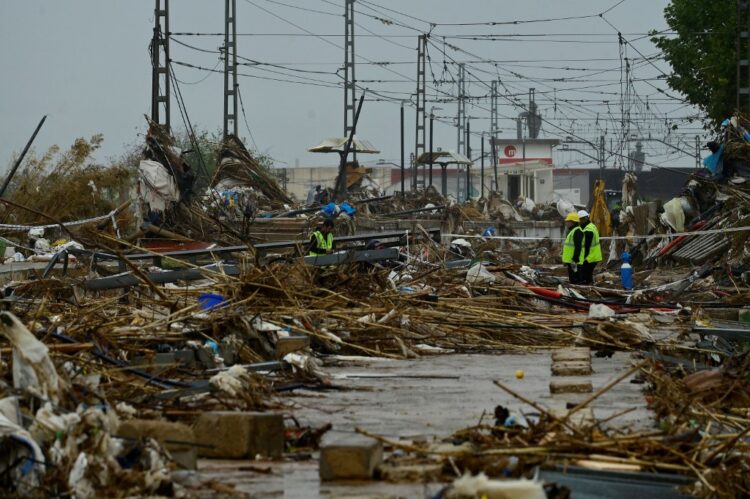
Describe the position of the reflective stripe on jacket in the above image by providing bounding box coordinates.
[561,226,582,263]
[581,223,602,263]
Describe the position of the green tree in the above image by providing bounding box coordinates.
[652,0,738,126]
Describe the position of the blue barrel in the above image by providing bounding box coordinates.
[620,263,633,290]
[620,251,633,290]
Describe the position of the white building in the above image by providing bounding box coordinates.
[274,138,562,205]
[482,138,559,203]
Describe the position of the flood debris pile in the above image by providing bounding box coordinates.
[3,109,750,498]
[340,350,750,498]
[0,219,594,496]
[209,134,292,215]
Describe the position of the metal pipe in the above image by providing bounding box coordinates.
[0,115,47,197]
[381,205,446,217]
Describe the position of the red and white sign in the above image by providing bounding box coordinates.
[497,141,554,166]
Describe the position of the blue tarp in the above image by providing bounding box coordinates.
[702,144,724,175]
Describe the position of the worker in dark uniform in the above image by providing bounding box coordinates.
[307,218,334,256]
[561,212,583,284]
[577,210,602,285]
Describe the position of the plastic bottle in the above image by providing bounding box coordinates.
[620,251,633,290]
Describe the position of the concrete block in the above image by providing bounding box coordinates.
[551,361,592,376]
[220,343,238,365]
[193,411,284,459]
[195,346,217,369]
[116,419,197,470]
[551,348,591,363]
[319,436,383,481]
[549,379,593,394]
[275,335,311,358]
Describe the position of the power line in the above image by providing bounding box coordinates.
[236,86,259,150]
[426,35,697,173]
[354,0,624,27]
[262,0,340,17]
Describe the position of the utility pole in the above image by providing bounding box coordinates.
[599,134,605,179]
[465,119,471,200]
[491,136,498,191]
[223,0,238,139]
[414,34,427,190]
[400,101,405,197]
[491,80,498,137]
[429,111,434,187]
[151,0,170,132]
[344,0,356,161]
[737,1,750,114]
[491,79,500,193]
[456,63,466,155]
[480,134,485,197]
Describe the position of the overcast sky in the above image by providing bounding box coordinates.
[0,0,703,171]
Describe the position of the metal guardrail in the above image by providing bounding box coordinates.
[83,247,406,289]
[68,228,441,265]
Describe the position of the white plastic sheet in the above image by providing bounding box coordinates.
[449,473,545,499]
[588,303,616,319]
[0,312,61,403]
[466,263,496,285]
[138,159,179,211]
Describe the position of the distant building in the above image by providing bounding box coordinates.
[271,163,393,200]
[554,164,697,206]
[488,138,559,203]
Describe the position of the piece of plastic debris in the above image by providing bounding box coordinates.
[588,303,616,319]
[0,312,61,403]
[466,263,496,285]
[447,473,545,499]
[198,293,227,311]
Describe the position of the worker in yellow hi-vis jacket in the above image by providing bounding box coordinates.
[561,212,583,284]
[307,218,335,256]
[577,209,602,285]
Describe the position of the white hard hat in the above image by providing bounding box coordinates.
[577,209,589,218]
